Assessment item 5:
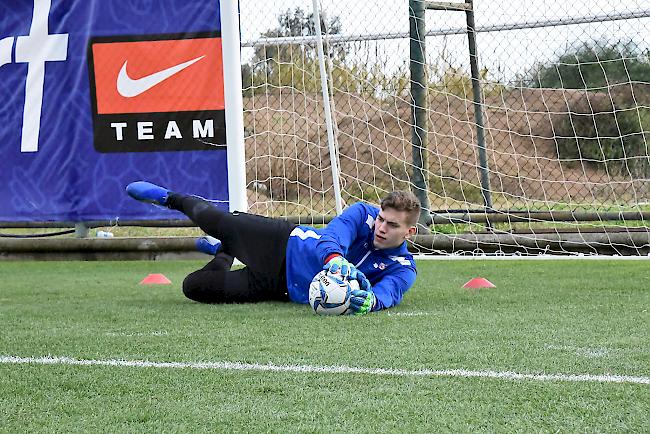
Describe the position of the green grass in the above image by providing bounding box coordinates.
[0,260,648,432]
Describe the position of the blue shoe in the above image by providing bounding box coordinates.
[196,236,222,255]
[126,181,170,206]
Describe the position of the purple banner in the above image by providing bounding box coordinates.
[0,0,229,222]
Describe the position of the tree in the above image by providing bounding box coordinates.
[528,41,650,89]
[244,8,346,92]
[527,41,650,177]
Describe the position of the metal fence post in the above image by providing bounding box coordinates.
[465,0,493,211]
[409,0,433,229]
[74,222,88,238]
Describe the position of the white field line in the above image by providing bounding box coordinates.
[1,355,648,385]
[412,254,650,261]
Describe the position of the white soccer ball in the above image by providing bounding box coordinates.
[308,270,359,315]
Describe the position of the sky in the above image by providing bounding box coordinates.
[238,0,650,83]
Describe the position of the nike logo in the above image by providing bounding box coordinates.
[116,55,206,97]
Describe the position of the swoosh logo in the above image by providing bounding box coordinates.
[116,55,206,97]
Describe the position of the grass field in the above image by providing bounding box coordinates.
[0,259,648,432]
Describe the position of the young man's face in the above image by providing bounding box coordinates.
[373,207,417,250]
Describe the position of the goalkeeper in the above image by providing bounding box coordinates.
[126,181,419,314]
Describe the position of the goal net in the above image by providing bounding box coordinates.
[237,0,650,256]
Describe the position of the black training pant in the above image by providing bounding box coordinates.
[167,193,296,304]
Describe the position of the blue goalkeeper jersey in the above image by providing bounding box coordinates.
[285,202,417,310]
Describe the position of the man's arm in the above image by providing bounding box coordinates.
[349,268,416,315]
[314,203,369,264]
[369,268,416,311]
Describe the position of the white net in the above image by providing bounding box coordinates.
[237,0,650,255]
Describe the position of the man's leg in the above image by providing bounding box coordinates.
[127,182,294,301]
[126,181,293,272]
[181,253,285,303]
[166,193,294,274]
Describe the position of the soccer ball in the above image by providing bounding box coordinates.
[308,270,359,315]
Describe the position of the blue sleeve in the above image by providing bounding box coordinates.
[314,203,370,264]
[371,267,416,311]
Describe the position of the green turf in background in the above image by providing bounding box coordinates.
[0,260,648,432]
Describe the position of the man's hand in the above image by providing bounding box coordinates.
[355,270,372,292]
[349,289,376,315]
[323,255,354,278]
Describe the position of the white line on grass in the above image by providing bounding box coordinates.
[385,311,433,317]
[413,254,650,261]
[1,355,648,385]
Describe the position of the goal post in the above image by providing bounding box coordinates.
[220,0,248,212]
[311,0,344,215]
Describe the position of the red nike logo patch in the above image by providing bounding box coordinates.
[91,36,224,114]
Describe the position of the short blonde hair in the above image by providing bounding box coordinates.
[380,191,421,226]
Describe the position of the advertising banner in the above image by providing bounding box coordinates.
[0,0,231,222]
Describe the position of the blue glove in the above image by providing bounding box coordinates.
[349,289,376,315]
[323,256,354,278]
[355,270,372,292]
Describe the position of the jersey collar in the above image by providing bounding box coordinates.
[369,232,410,256]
